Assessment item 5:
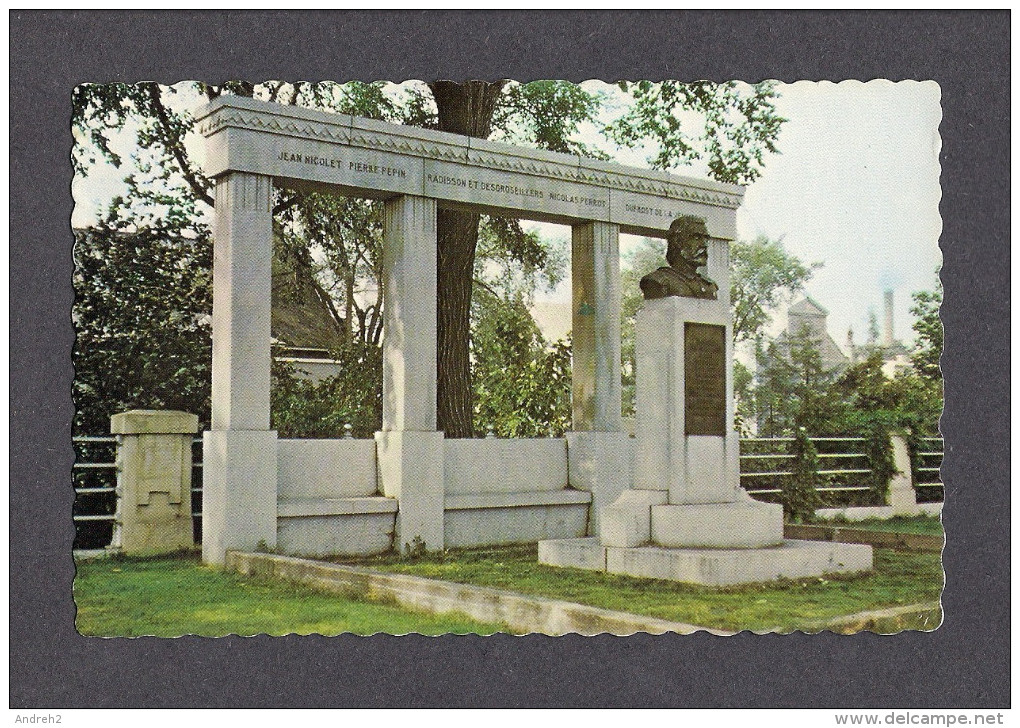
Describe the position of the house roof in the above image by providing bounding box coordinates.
[788,296,829,316]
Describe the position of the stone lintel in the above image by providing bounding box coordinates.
[196,96,744,239]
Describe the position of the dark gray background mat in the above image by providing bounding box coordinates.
[10,10,1009,708]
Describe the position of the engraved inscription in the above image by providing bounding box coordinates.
[277,150,407,177]
[627,203,670,217]
[684,323,726,436]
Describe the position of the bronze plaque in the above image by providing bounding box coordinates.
[684,323,727,436]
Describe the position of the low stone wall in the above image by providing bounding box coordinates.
[277,439,377,498]
[443,438,567,494]
[442,438,588,547]
[274,437,590,555]
[226,550,720,635]
[276,439,394,556]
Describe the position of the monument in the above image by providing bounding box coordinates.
[195,96,871,581]
[538,217,873,586]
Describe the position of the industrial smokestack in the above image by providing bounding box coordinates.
[883,289,894,347]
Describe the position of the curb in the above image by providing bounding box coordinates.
[225,551,732,636]
[784,524,944,552]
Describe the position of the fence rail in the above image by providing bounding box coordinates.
[912,436,944,503]
[73,435,203,550]
[739,435,880,508]
[74,432,944,550]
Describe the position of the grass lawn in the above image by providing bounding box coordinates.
[74,553,509,637]
[813,515,944,536]
[337,544,944,633]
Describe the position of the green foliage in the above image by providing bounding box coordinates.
[72,226,212,433]
[732,361,755,435]
[609,81,785,184]
[751,328,844,437]
[730,235,820,345]
[861,418,898,503]
[910,280,943,382]
[785,428,823,522]
[471,294,572,438]
[493,80,609,158]
[832,352,941,437]
[269,344,382,439]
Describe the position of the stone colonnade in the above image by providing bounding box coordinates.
[201,178,629,562]
[195,96,743,565]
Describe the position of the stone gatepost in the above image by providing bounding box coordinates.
[111,410,199,555]
[567,221,631,536]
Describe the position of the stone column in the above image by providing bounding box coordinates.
[111,410,199,555]
[375,195,444,553]
[568,221,630,536]
[203,172,278,565]
[571,221,622,432]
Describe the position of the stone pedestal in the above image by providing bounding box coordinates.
[111,410,198,555]
[541,249,872,586]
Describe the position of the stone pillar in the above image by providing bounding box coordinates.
[568,222,629,535]
[375,195,444,553]
[888,434,919,515]
[111,410,198,555]
[203,173,278,565]
[571,221,622,432]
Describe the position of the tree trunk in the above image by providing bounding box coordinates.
[428,81,506,437]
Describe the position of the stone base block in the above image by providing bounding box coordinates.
[202,429,278,565]
[606,540,873,587]
[650,499,784,549]
[539,537,872,586]
[538,537,607,572]
[375,430,444,553]
[445,502,588,548]
[600,489,668,547]
[566,431,633,536]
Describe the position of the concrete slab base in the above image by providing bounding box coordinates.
[538,537,873,587]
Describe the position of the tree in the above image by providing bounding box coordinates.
[910,279,943,382]
[74,79,786,437]
[730,235,820,346]
[784,426,822,522]
[72,226,212,433]
[750,325,845,437]
[470,218,571,437]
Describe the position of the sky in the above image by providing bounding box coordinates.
[72,80,942,349]
[529,80,943,351]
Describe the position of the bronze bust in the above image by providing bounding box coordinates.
[639,215,719,300]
